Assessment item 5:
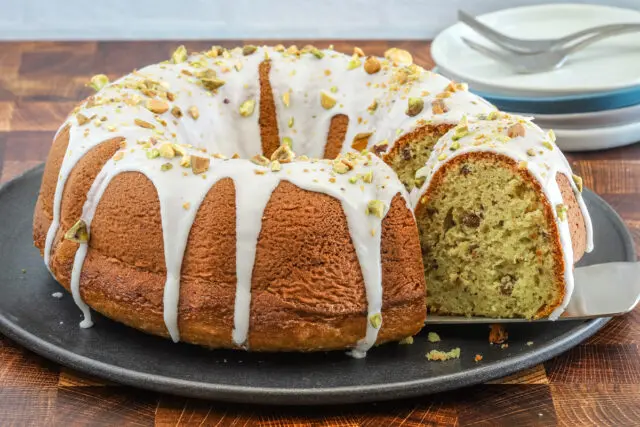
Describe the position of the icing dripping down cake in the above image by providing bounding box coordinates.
[33,44,592,356]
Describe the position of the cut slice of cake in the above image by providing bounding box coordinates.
[412,113,593,319]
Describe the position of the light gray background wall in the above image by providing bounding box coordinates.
[1,0,639,40]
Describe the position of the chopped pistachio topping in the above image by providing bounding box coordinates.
[180,155,191,168]
[287,117,294,128]
[250,154,270,166]
[487,111,500,120]
[367,200,386,218]
[556,203,568,221]
[171,106,183,118]
[364,56,381,74]
[507,122,526,138]
[351,132,372,151]
[171,45,188,64]
[239,99,256,117]
[242,45,257,56]
[159,143,175,159]
[76,113,91,126]
[271,144,295,163]
[542,140,554,151]
[146,148,160,159]
[282,136,293,148]
[201,77,226,91]
[369,313,382,329]
[572,174,584,192]
[431,99,449,115]
[191,155,210,175]
[547,129,556,143]
[320,91,337,110]
[526,148,536,156]
[450,140,461,150]
[330,86,338,93]
[347,56,362,70]
[384,47,413,65]
[88,74,109,91]
[64,219,89,243]
[146,99,169,114]
[282,91,291,107]
[270,160,282,172]
[160,162,173,172]
[310,47,324,59]
[362,170,374,183]
[188,106,200,120]
[332,160,349,174]
[437,153,448,161]
[348,175,359,184]
[406,97,424,117]
[367,99,378,114]
[134,118,155,129]
[353,47,365,57]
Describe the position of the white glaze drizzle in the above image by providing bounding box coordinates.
[411,114,594,319]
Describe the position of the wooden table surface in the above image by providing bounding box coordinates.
[0,40,639,426]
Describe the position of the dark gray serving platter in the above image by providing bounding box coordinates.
[0,165,635,405]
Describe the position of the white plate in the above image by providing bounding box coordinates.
[537,120,640,152]
[432,4,640,98]
[533,102,640,129]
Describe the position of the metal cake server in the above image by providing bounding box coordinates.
[425,262,640,324]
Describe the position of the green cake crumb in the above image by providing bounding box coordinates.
[399,336,414,345]
[526,341,534,346]
[427,332,441,343]
[426,348,460,361]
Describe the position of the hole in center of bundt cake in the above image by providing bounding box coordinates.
[417,155,562,319]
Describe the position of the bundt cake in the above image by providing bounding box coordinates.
[33,44,592,356]
[412,113,593,320]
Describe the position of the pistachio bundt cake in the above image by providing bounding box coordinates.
[412,114,593,320]
[33,44,592,356]
[33,45,496,356]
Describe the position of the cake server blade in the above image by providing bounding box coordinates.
[424,262,640,324]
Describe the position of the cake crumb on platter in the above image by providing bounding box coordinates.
[427,332,441,342]
[489,324,508,344]
[52,292,63,299]
[426,348,460,361]
[474,354,483,362]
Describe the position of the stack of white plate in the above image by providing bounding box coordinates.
[432,4,640,151]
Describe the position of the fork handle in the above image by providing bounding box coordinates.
[557,23,640,46]
[564,25,640,55]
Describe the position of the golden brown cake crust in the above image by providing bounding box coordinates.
[415,151,587,319]
[34,134,426,351]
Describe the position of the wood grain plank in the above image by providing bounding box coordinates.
[19,51,97,77]
[571,160,640,195]
[0,102,14,131]
[10,101,74,131]
[54,386,156,426]
[585,308,640,345]
[1,76,92,102]
[0,160,43,184]
[0,387,57,426]
[0,336,59,387]
[550,384,640,427]
[545,344,640,384]
[58,368,112,387]
[487,364,549,385]
[4,130,54,161]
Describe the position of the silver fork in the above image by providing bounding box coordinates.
[462,28,640,74]
[459,10,640,54]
